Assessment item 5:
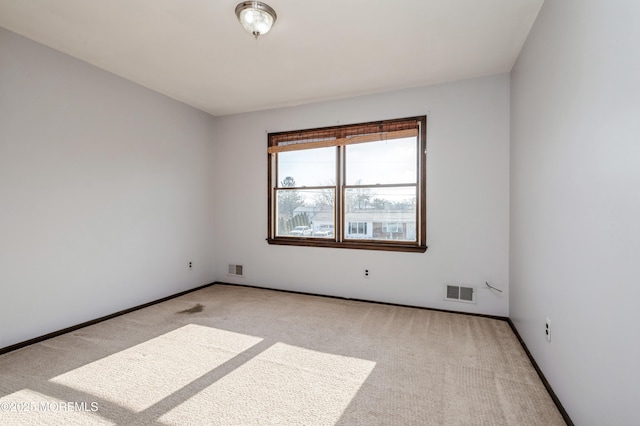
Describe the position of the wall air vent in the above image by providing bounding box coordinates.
[228,264,244,277]
[444,284,476,304]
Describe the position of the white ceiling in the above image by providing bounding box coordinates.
[0,0,543,116]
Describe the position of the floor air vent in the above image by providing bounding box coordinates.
[444,284,476,304]
[228,264,244,277]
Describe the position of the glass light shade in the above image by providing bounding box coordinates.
[235,2,277,39]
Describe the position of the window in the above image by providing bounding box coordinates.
[382,223,402,233]
[348,222,368,236]
[267,116,427,252]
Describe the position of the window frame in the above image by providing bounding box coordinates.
[267,116,427,253]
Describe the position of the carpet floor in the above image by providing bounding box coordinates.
[0,284,565,425]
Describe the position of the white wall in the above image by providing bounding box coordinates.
[510,1,640,424]
[0,28,217,349]
[213,74,510,316]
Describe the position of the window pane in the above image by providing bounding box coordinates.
[344,186,416,241]
[276,188,335,238]
[345,137,416,185]
[278,147,335,187]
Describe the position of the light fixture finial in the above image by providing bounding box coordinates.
[235,1,277,39]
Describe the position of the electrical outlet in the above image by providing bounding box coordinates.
[189,261,192,269]
[364,269,370,278]
[545,318,551,342]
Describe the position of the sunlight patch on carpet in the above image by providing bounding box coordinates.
[49,324,262,412]
[159,342,376,425]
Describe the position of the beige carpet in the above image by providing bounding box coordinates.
[0,284,565,425]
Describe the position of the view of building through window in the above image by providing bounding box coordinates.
[268,116,426,252]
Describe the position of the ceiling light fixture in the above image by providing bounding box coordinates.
[235,1,277,39]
